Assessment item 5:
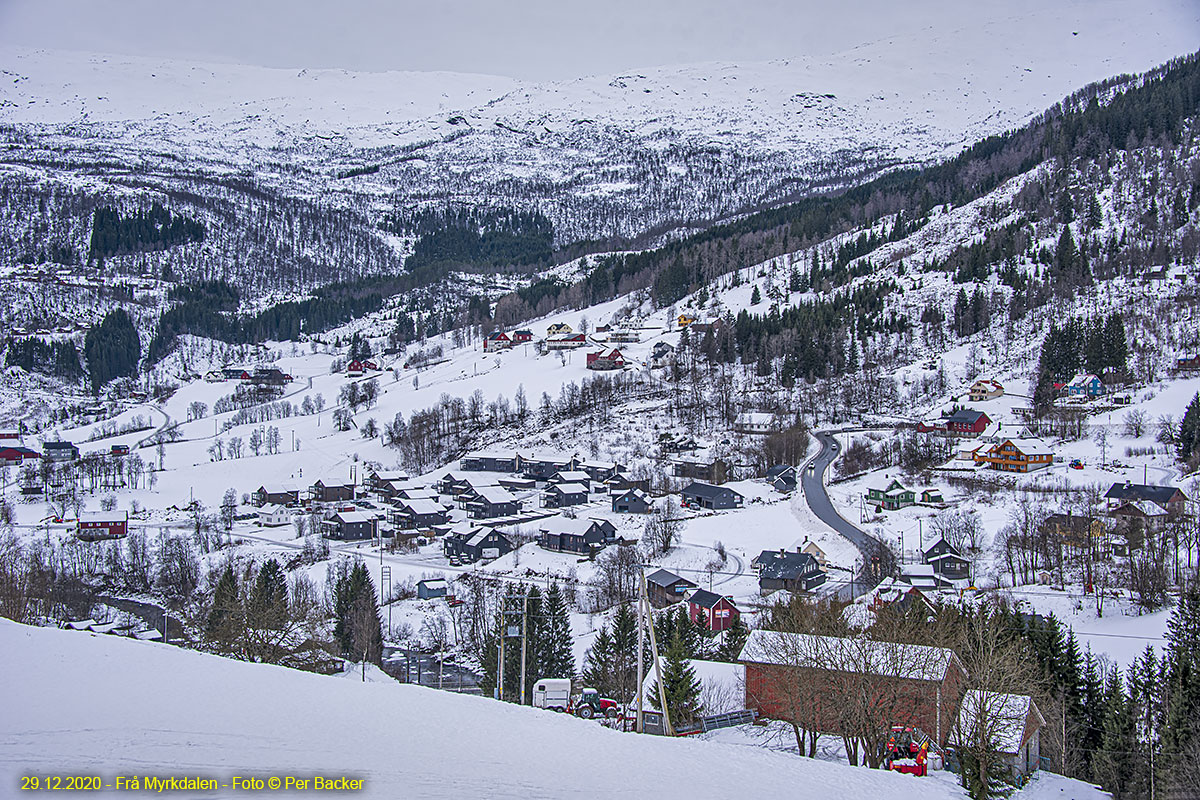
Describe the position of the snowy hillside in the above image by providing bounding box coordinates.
[2,0,1198,254]
[0,619,972,800]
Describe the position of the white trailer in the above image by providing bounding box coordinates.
[532,678,572,712]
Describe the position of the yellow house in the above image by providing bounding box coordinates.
[677,314,698,328]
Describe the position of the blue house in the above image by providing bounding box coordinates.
[1064,373,1104,399]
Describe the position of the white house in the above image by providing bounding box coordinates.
[257,504,292,527]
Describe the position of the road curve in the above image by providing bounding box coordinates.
[802,431,878,601]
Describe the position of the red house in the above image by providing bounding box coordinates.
[688,589,739,632]
[346,360,365,376]
[76,511,129,542]
[944,409,990,436]
[586,348,625,370]
[512,329,533,343]
[483,331,512,352]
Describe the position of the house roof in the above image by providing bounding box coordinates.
[958,690,1044,754]
[681,482,742,499]
[400,499,445,515]
[646,568,695,589]
[923,537,961,558]
[1104,482,1185,504]
[739,631,963,683]
[78,511,127,523]
[417,579,447,590]
[688,589,734,610]
[551,470,591,483]
[766,464,796,479]
[259,483,298,494]
[539,517,608,536]
[1114,500,1168,517]
[472,487,517,504]
[991,437,1052,457]
[946,408,988,426]
[466,529,508,547]
[333,511,372,524]
[549,482,588,495]
[257,504,287,516]
[758,551,820,582]
[1067,373,1100,387]
[463,450,515,461]
[614,488,650,503]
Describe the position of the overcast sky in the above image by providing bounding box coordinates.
[0,0,1194,81]
[0,0,1058,80]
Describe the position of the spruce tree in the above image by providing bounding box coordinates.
[651,633,703,729]
[581,625,616,697]
[334,561,382,664]
[1177,393,1200,466]
[539,583,574,681]
[1093,666,1136,798]
[248,559,287,629]
[714,614,750,662]
[750,285,761,305]
[206,564,241,648]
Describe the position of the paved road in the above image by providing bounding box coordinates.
[801,431,878,601]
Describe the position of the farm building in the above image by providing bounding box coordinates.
[546,333,587,350]
[740,631,968,747]
[75,511,128,542]
[417,579,448,600]
[0,446,40,465]
[483,331,513,351]
[681,482,744,510]
[955,691,1045,780]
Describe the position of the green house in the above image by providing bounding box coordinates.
[867,479,915,511]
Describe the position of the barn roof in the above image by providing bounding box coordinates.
[739,630,964,683]
[645,568,695,590]
[958,690,1044,754]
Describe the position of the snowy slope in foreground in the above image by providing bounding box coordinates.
[0,620,969,800]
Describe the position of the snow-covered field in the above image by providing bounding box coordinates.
[0,618,980,800]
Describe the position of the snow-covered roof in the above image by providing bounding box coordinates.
[1116,500,1168,517]
[258,504,287,516]
[78,511,127,523]
[552,470,591,482]
[473,487,517,504]
[993,437,1052,456]
[739,631,962,683]
[334,511,371,524]
[259,483,298,494]
[1067,373,1100,387]
[549,482,588,495]
[400,499,445,515]
[957,690,1043,754]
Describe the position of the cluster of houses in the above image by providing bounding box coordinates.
[643,568,741,632]
[866,479,944,512]
[916,409,1057,474]
[204,366,293,385]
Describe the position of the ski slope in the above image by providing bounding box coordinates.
[0,619,974,799]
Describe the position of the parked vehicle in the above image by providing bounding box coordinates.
[570,688,620,719]
[532,678,572,712]
[1069,459,1084,470]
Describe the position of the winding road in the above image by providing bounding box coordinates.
[802,431,878,601]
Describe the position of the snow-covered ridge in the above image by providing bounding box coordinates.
[1,0,1197,247]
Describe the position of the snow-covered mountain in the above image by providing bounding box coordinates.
[2,0,1198,252]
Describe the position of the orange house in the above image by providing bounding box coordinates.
[976,438,1053,473]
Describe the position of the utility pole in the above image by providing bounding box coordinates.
[519,591,529,706]
[636,581,645,734]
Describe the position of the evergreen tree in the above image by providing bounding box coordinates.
[1177,393,1200,466]
[714,614,750,662]
[750,285,761,305]
[539,583,574,681]
[1093,666,1137,798]
[84,309,141,393]
[581,625,616,697]
[247,559,287,629]
[650,633,703,729]
[333,561,382,664]
[611,601,643,706]
[206,564,240,647]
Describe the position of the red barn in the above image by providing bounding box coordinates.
[511,329,533,343]
[76,511,129,542]
[0,446,40,465]
[740,630,968,747]
[687,589,739,632]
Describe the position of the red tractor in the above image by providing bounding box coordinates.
[569,688,621,719]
